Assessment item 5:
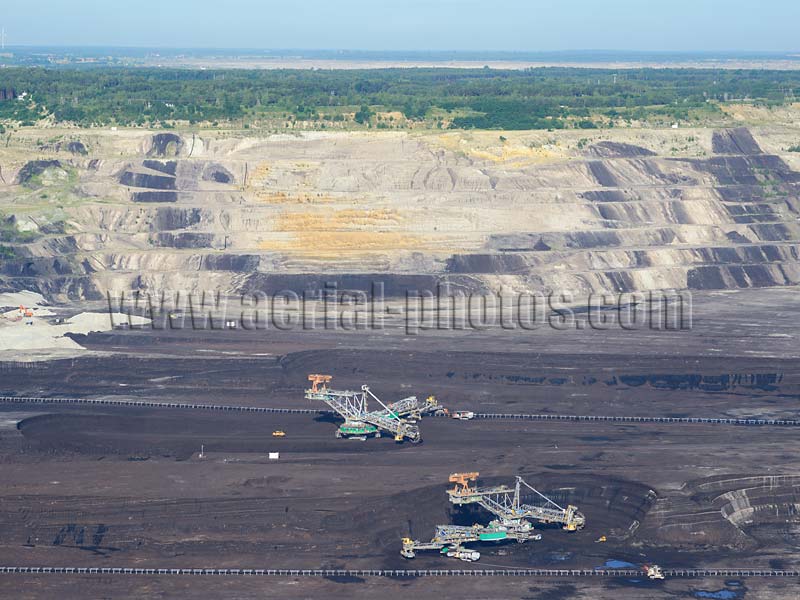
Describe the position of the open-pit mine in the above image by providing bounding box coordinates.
[1,121,800,599]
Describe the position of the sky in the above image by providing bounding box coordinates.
[2,0,798,52]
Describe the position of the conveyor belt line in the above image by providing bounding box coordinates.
[1,396,797,427]
[0,566,798,578]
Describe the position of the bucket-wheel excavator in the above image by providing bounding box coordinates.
[402,472,585,561]
[305,374,443,443]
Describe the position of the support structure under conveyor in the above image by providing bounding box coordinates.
[402,472,585,562]
[305,374,443,443]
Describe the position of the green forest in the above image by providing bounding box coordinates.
[0,67,798,130]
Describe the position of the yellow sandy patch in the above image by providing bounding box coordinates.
[259,231,425,256]
[720,102,800,123]
[253,191,338,204]
[275,209,402,231]
[429,132,569,166]
[246,161,271,187]
[469,144,566,166]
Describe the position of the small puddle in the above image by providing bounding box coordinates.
[596,559,636,569]
[694,591,738,600]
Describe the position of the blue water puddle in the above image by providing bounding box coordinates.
[596,559,637,569]
[694,590,738,600]
[546,552,571,563]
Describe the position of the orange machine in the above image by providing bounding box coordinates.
[449,472,479,496]
[307,374,332,393]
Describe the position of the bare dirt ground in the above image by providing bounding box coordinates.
[1,287,800,598]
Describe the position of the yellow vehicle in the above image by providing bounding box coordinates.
[272,430,286,438]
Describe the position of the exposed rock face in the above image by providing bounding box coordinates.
[131,191,178,203]
[2,127,800,301]
[37,140,89,155]
[146,133,184,158]
[712,128,764,155]
[15,160,64,185]
[587,141,657,159]
[143,160,178,175]
[65,141,88,155]
[119,171,177,190]
[153,232,215,249]
[638,475,800,550]
[202,163,234,184]
[153,207,203,230]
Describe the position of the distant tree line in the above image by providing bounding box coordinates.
[0,67,798,129]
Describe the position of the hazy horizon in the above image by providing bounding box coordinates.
[3,0,799,53]
[3,46,799,55]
